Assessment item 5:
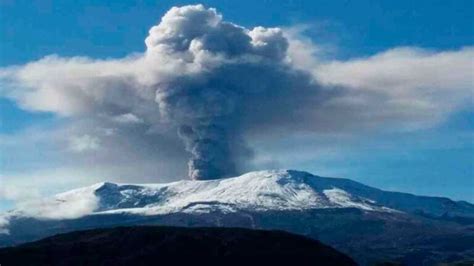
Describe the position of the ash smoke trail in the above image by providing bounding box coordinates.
[154,72,248,180]
[178,124,237,180]
[146,5,303,180]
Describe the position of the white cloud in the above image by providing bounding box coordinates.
[310,47,474,131]
[112,113,144,124]
[0,185,41,202]
[283,25,326,70]
[315,47,474,92]
[13,185,99,220]
[69,134,100,152]
[0,183,100,234]
[0,167,101,202]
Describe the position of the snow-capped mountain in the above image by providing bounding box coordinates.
[1,170,474,265]
[3,170,472,223]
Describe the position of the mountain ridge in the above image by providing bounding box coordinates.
[2,169,472,226]
[1,169,473,265]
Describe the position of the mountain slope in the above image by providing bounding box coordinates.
[1,170,473,265]
[0,226,357,266]
[2,170,472,224]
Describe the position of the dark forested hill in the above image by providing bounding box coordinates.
[0,226,356,266]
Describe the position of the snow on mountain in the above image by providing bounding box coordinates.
[1,169,473,233]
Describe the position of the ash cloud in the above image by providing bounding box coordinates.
[2,5,323,180]
[1,5,472,181]
[144,5,332,179]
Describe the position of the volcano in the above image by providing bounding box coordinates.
[1,170,473,265]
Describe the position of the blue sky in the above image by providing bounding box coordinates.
[1,0,473,66]
[0,0,473,210]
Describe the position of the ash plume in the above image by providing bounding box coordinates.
[146,5,321,180]
[1,4,323,181]
[3,5,468,181]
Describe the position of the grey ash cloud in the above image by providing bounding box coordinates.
[146,6,332,179]
[1,5,472,181]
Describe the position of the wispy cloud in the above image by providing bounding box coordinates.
[312,47,474,131]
